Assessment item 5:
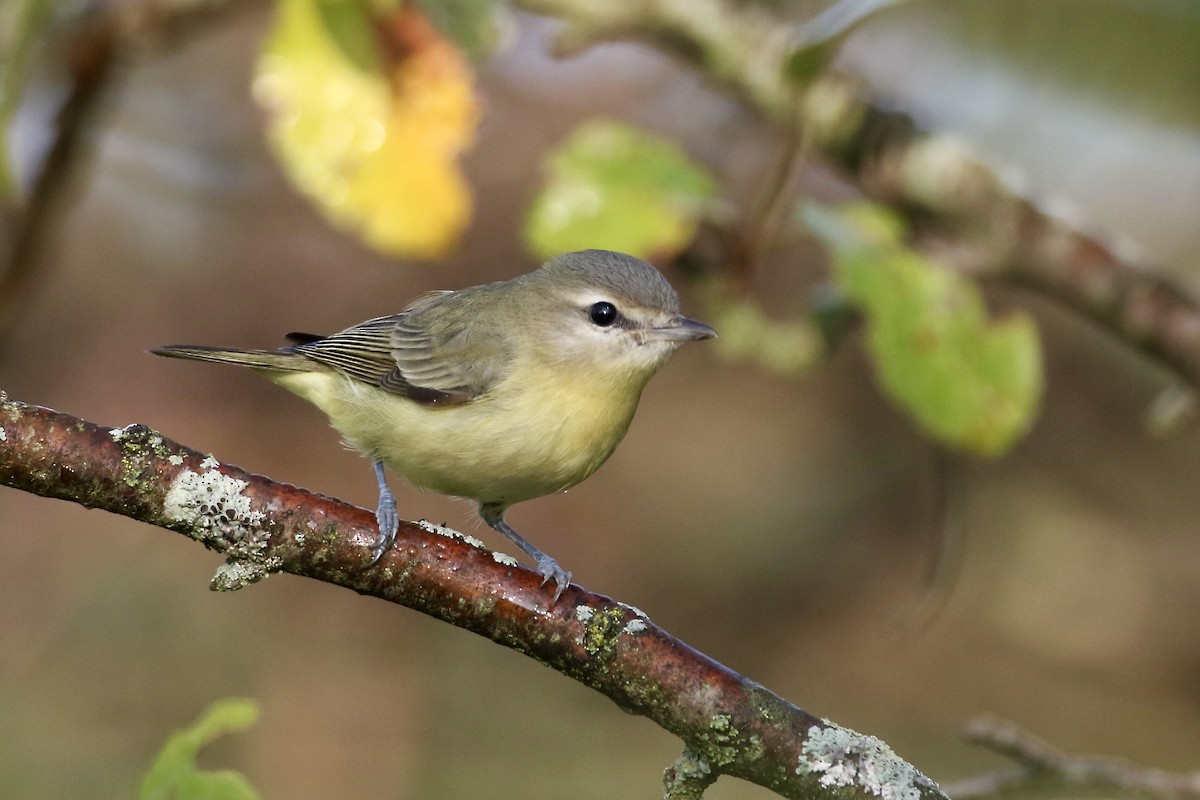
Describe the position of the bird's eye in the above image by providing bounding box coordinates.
[589,301,618,327]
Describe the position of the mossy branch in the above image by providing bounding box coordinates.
[0,393,945,800]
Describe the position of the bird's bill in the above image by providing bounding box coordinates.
[646,315,718,342]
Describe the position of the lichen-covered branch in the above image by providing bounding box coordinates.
[0,393,946,800]
[515,0,1200,390]
[945,716,1200,799]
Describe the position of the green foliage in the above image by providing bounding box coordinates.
[805,202,1043,456]
[0,0,54,199]
[139,698,261,800]
[314,0,381,73]
[409,0,500,57]
[524,119,717,261]
[706,292,824,376]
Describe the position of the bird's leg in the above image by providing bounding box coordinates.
[480,503,572,602]
[368,459,399,565]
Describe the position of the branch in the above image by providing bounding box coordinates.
[514,0,1200,391]
[0,393,946,800]
[946,716,1200,799]
[0,0,257,337]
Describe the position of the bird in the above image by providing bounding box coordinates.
[153,249,716,601]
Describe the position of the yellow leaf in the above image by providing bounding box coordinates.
[254,0,480,258]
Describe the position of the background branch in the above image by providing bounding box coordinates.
[0,393,946,800]
[516,0,1200,391]
[945,716,1200,800]
[0,0,255,337]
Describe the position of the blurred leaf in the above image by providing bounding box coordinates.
[524,120,717,261]
[805,202,1043,456]
[140,698,261,800]
[0,0,54,200]
[255,0,480,259]
[785,0,908,84]
[705,290,824,376]
[1144,385,1197,437]
[410,0,502,57]
[314,0,380,72]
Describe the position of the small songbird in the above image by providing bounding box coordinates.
[153,250,716,601]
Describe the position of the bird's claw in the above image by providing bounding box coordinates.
[368,494,399,566]
[535,556,572,603]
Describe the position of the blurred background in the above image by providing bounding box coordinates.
[2,1,1200,797]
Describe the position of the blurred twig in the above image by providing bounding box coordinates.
[0,394,947,800]
[516,0,1200,395]
[0,3,118,336]
[946,716,1200,799]
[0,0,257,338]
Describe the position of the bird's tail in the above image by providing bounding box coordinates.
[151,345,311,372]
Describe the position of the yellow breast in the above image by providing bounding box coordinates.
[269,363,647,508]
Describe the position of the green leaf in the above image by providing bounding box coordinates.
[524,119,717,261]
[409,0,501,57]
[0,0,55,200]
[314,0,380,73]
[140,698,261,800]
[805,202,1043,456]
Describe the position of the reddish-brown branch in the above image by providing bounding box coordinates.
[0,394,945,800]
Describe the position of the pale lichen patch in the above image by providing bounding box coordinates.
[575,604,594,623]
[168,454,184,466]
[622,618,647,634]
[0,392,18,423]
[618,601,649,620]
[164,462,267,557]
[0,426,6,441]
[799,723,938,800]
[415,519,481,548]
[210,557,282,591]
[414,519,491,551]
[492,551,519,567]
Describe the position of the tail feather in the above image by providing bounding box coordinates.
[151,345,311,372]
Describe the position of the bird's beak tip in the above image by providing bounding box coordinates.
[659,316,717,342]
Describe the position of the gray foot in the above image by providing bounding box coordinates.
[481,503,572,603]
[368,460,398,565]
[534,555,573,603]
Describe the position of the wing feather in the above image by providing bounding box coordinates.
[291,289,510,406]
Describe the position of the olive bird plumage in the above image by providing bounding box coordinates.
[153,250,716,600]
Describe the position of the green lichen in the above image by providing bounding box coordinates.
[683,714,770,776]
[664,746,715,799]
[577,606,629,660]
[110,424,172,488]
[697,713,740,767]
